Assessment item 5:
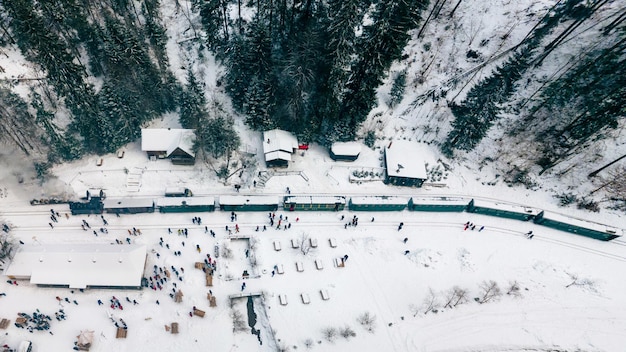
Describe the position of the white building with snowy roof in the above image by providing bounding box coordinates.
[4,244,147,289]
[383,140,428,187]
[262,129,299,167]
[141,128,196,165]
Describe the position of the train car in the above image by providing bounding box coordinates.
[102,198,155,214]
[409,196,470,212]
[467,199,541,221]
[164,187,193,197]
[218,196,279,211]
[534,211,622,241]
[157,197,215,213]
[69,197,104,215]
[348,196,409,211]
[284,196,346,211]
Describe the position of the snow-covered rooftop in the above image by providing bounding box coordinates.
[262,129,298,155]
[384,140,427,179]
[4,244,147,289]
[284,195,346,204]
[156,196,215,207]
[141,129,196,157]
[350,196,409,205]
[219,195,280,206]
[330,142,361,157]
[472,199,542,216]
[264,150,292,162]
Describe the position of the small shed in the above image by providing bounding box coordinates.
[262,129,299,168]
[77,330,94,350]
[116,327,127,339]
[330,142,361,161]
[383,140,427,187]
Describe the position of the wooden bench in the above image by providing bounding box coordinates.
[171,322,179,334]
[309,238,318,248]
[279,294,288,306]
[291,239,299,248]
[329,238,337,248]
[116,327,127,338]
[296,261,303,272]
[315,259,323,270]
[320,289,330,301]
[301,293,310,304]
[334,257,345,268]
[273,240,281,251]
[0,318,9,329]
[276,264,284,274]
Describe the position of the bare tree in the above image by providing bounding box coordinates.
[357,312,377,333]
[303,338,314,349]
[506,280,522,297]
[0,232,16,268]
[299,233,312,256]
[322,327,337,342]
[340,326,356,339]
[230,309,248,332]
[477,280,502,304]
[421,287,440,314]
[444,286,468,308]
[566,273,596,290]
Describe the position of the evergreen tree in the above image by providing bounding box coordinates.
[180,70,209,130]
[389,70,407,108]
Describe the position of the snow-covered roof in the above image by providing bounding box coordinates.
[541,211,621,235]
[265,150,292,162]
[384,140,427,180]
[284,196,346,205]
[411,196,470,206]
[219,195,279,206]
[472,199,542,216]
[4,244,147,289]
[262,129,298,155]
[103,198,155,209]
[350,196,409,205]
[141,129,196,157]
[156,196,215,207]
[331,142,361,157]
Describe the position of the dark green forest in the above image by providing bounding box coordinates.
[0,0,623,182]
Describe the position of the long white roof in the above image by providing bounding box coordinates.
[219,195,279,206]
[156,196,215,207]
[141,129,195,157]
[331,142,361,157]
[263,129,298,155]
[4,244,147,289]
[384,140,428,179]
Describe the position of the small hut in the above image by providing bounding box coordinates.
[116,327,127,338]
[77,330,94,350]
[174,290,184,303]
[193,308,206,318]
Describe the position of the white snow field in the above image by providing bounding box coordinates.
[1,136,625,352]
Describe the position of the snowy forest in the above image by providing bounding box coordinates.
[0,0,624,208]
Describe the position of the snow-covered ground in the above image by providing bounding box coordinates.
[1,134,625,352]
[1,0,625,351]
